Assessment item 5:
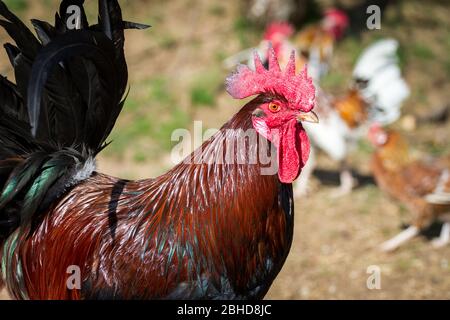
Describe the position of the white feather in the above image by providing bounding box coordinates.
[353,39,399,80]
[354,38,410,125]
[67,157,97,187]
[425,169,450,205]
[302,88,350,161]
[303,112,348,161]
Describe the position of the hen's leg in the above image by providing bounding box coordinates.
[294,147,316,197]
[431,222,450,248]
[379,226,419,252]
[331,160,356,198]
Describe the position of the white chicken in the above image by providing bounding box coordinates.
[296,38,410,197]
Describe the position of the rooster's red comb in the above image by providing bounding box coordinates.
[226,48,316,112]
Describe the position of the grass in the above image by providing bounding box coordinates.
[158,35,178,50]
[133,151,148,163]
[153,108,190,150]
[320,72,346,92]
[123,97,140,112]
[424,140,448,157]
[233,16,259,48]
[4,0,28,12]
[106,75,192,157]
[395,258,414,272]
[106,116,152,156]
[147,77,174,105]
[413,87,429,105]
[359,186,382,215]
[396,43,408,71]
[191,87,215,107]
[340,37,364,66]
[411,44,435,60]
[189,69,223,108]
[209,4,226,17]
[358,140,374,155]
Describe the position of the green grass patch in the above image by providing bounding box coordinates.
[396,43,408,71]
[107,116,153,155]
[424,141,448,157]
[190,69,223,108]
[411,44,435,60]
[413,87,429,105]
[191,86,215,107]
[209,4,226,17]
[158,35,178,50]
[153,108,190,150]
[4,0,28,12]
[123,97,140,112]
[233,16,259,48]
[357,139,374,155]
[146,77,174,105]
[340,37,364,66]
[320,72,345,91]
[133,151,148,163]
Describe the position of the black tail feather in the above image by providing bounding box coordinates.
[26,30,119,142]
[31,19,56,46]
[0,1,41,58]
[0,0,149,238]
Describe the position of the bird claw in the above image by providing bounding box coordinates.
[330,170,356,198]
[431,238,449,248]
[293,182,311,198]
[379,239,399,252]
[378,226,419,252]
[431,222,450,248]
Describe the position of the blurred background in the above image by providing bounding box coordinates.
[0,0,449,299]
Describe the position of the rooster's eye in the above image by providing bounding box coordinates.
[268,103,281,113]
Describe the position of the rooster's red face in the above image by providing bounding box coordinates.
[251,96,318,183]
[226,49,318,183]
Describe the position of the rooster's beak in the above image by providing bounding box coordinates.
[297,111,319,123]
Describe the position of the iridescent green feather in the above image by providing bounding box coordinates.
[20,157,68,227]
[0,153,48,209]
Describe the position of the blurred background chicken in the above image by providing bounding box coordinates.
[223,8,348,82]
[369,125,450,251]
[243,0,321,28]
[294,8,348,80]
[223,21,299,71]
[296,38,410,196]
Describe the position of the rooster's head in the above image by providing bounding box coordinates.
[322,8,349,40]
[226,48,318,183]
[368,123,389,147]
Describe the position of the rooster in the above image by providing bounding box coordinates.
[244,0,315,27]
[223,22,298,71]
[0,0,318,299]
[295,38,410,197]
[368,125,450,252]
[293,8,348,81]
[224,9,348,82]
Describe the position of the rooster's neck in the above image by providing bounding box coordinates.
[135,98,293,298]
[157,97,281,211]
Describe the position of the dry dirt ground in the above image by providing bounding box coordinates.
[1,0,450,299]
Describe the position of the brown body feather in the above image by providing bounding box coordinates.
[333,89,368,129]
[371,132,450,228]
[295,25,334,62]
[4,99,294,300]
